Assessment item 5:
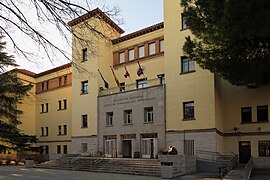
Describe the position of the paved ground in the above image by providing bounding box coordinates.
[0,166,159,180]
[0,166,221,180]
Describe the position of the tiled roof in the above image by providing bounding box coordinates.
[17,69,36,77]
[68,8,124,34]
[34,63,72,78]
[112,22,164,44]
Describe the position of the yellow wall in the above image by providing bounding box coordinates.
[71,17,119,138]
[35,67,72,154]
[164,0,216,131]
[17,73,36,136]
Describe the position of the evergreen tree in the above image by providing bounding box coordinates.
[0,37,37,153]
[181,0,270,86]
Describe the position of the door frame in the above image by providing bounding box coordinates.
[239,141,251,164]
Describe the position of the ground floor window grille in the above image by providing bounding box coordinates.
[81,143,87,153]
[259,141,270,157]
[184,140,194,155]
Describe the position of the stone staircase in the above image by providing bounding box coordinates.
[35,156,96,171]
[92,158,161,177]
[35,156,161,177]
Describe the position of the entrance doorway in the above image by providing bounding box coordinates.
[142,138,157,159]
[239,141,251,164]
[122,140,132,158]
[105,139,116,157]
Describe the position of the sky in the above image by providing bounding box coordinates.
[8,0,164,73]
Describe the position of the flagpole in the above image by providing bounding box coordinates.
[110,66,121,89]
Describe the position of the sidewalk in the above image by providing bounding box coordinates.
[0,166,160,180]
[0,166,221,180]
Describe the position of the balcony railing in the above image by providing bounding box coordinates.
[99,78,164,96]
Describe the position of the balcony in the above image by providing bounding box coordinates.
[99,78,164,96]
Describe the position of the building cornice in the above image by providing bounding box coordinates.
[112,22,164,44]
[34,63,72,78]
[67,8,124,34]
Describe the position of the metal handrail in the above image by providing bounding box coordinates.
[196,150,239,178]
[244,157,253,180]
[70,150,95,163]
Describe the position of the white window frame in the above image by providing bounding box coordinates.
[160,39,164,52]
[136,78,147,89]
[148,42,156,55]
[144,107,154,122]
[124,110,132,124]
[106,112,113,126]
[119,52,125,63]
[128,49,135,61]
[138,46,145,58]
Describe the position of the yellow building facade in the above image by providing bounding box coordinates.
[16,64,72,156]
[14,0,270,163]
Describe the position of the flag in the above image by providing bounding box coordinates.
[98,69,109,89]
[110,66,120,87]
[137,61,144,76]
[123,64,130,78]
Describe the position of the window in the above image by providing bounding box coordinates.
[41,103,48,113]
[82,48,87,61]
[184,140,194,155]
[183,101,195,119]
[45,127,49,136]
[41,127,48,136]
[81,81,88,94]
[257,105,268,122]
[120,82,125,92]
[81,114,88,128]
[138,46,145,58]
[63,125,67,135]
[41,104,44,113]
[45,103,49,112]
[181,13,188,29]
[128,49,135,61]
[59,77,62,86]
[63,99,67,110]
[106,112,113,126]
[160,39,164,52]
[81,143,87,153]
[42,82,45,91]
[64,75,68,85]
[136,78,147,89]
[45,145,49,154]
[40,146,44,154]
[58,100,67,110]
[241,107,252,123]
[58,125,62,135]
[119,52,125,63]
[57,145,61,154]
[259,141,270,157]
[46,81,49,90]
[41,127,44,136]
[63,145,68,154]
[124,110,132,124]
[148,42,156,55]
[144,107,154,123]
[181,56,195,73]
[58,100,62,110]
